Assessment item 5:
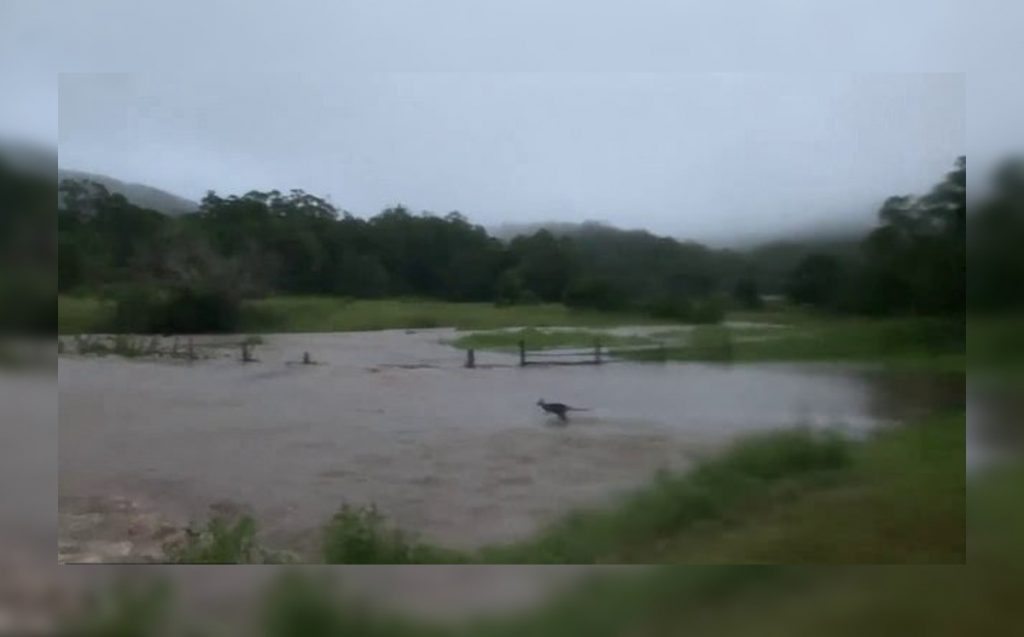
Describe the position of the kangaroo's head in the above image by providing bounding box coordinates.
[536,398,545,406]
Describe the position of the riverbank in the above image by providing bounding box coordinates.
[167,410,964,564]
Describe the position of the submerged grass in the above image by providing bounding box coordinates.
[614,317,965,371]
[450,327,654,351]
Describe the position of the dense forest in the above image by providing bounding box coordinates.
[5,154,1016,335]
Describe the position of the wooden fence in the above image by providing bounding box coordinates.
[463,339,673,368]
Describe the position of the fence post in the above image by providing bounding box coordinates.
[519,340,526,367]
[594,339,602,364]
[187,337,195,361]
[465,348,475,368]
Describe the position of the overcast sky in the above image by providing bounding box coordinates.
[54,73,962,243]
[2,1,1018,243]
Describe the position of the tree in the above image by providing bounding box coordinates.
[786,254,845,309]
[733,277,763,310]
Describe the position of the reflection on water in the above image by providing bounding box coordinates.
[58,330,963,560]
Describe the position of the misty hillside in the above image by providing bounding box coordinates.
[491,220,661,242]
[492,216,872,249]
[58,169,199,216]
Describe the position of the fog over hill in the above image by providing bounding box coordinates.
[491,216,874,249]
[57,168,198,216]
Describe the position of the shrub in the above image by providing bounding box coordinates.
[322,504,420,564]
[108,284,241,334]
[689,298,725,324]
[165,515,262,563]
[646,296,724,324]
[563,278,626,312]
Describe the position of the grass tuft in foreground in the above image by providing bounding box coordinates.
[163,514,276,564]
[321,504,462,564]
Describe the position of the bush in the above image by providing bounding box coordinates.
[494,270,526,306]
[109,284,241,334]
[732,278,763,310]
[563,278,626,312]
[646,296,693,321]
[322,504,417,564]
[646,296,724,324]
[166,515,262,563]
[689,298,725,324]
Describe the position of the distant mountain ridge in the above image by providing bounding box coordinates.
[490,217,872,249]
[58,168,199,216]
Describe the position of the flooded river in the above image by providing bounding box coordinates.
[57,329,963,561]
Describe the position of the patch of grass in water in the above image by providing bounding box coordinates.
[616,317,965,370]
[451,327,654,352]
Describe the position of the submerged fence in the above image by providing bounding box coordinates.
[463,331,735,368]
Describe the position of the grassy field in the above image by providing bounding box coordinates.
[57,295,115,335]
[58,295,664,335]
[168,410,964,565]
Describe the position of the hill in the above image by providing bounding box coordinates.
[57,168,198,215]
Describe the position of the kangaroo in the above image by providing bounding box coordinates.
[537,398,589,423]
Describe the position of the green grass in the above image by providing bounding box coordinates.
[657,411,965,563]
[58,294,667,335]
[164,514,283,564]
[239,297,663,333]
[321,504,464,564]
[58,295,115,334]
[479,427,852,564]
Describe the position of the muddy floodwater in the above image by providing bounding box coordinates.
[58,329,963,561]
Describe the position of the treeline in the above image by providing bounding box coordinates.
[48,154,1019,334]
[58,183,754,332]
[786,157,966,316]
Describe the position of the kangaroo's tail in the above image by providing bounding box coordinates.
[567,407,590,412]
